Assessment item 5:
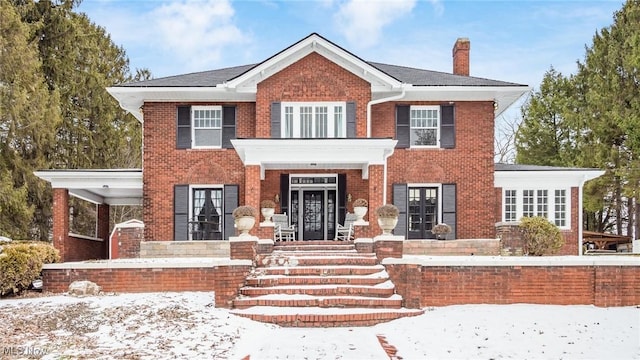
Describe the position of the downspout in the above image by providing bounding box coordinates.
[578,176,586,256]
[367,85,406,203]
[367,85,406,138]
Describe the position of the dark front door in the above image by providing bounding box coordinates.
[302,190,324,240]
[408,187,438,239]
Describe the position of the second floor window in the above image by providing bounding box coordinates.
[282,102,346,138]
[192,106,222,148]
[410,106,440,147]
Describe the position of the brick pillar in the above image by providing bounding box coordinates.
[244,165,261,210]
[368,165,385,238]
[495,222,524,256]
[373,235,404,261]
[52,188,69,262]
[97,203,110,258]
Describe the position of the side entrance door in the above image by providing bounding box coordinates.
[408,187,438,239]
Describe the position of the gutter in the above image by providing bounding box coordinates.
[366,85,407,138]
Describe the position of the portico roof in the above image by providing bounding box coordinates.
[231,138,397,180]
[34,169,143,206]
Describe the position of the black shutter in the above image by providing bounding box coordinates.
[222,106,236,149]
[346,102,356,138]
[177,106,191,149]
[280,174,289,215]
[271,102,281,138]
[223,185,239,239]
[393,183,408,236]
[442,183,457,239]
[395,105,410,148]
[174,185,189,241]
[338,173,347,224]
[440,105,455,149]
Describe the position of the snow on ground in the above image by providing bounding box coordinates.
[1,291,638,360]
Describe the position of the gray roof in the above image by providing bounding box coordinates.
[118,59,525,88]
[495,163,602,172]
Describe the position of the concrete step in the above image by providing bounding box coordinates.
[273,244,356,251]
[230,306,425,327]
[260,265,385,276]
[239,280,396,298]
[268,250,372,257]
[245,271,389,287]
[233,294,403,309]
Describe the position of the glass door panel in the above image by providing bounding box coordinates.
[303,190,324,240]
[407,187,438,239]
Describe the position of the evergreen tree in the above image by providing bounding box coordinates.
[0,0,61,239]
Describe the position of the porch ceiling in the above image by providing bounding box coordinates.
[231,138,397,180]
[34,169,143,206]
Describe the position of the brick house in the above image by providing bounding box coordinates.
[36,33,602,261]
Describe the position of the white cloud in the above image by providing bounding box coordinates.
[151,0,249,72]
[333,0,416,49]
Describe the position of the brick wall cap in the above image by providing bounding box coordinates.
[257,239,275,245]
[354,238,374,244]
[495,222,521,227]
[382,255,640,267]
[43,257,252,269]
[374,235,405,242]
[259,222,275,228]
[229,236,259,243]
[353,220,369,226]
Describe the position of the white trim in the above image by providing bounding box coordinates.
[383,255,640,267]
[231,138,396,180]
[43,258,253,269]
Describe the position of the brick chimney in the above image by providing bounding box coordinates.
[452,38,470,76]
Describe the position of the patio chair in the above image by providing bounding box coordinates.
[273,214,296,241]
[335,213,357,241]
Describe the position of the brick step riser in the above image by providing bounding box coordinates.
[261,258,379,267]
[233,298,402,309]
[260,267,384,276]
[269,251,373,257]
[274,240,355,246]
[273,245,356,251]
[246,276,388,287]
[240,287,395,298]
[232,311,424,328]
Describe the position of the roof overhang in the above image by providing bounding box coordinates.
[225,33,403,93]
[400,85,531,117]
[231,138,397,180]
[494,169,605,188]
[34,170,143,206]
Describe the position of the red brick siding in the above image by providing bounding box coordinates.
[64,236,107,262]
[42,265,251,309]
[380,101,496,239]
[110,227,143,259]
[52,189,69,260]
[256,53,371,138]
[385,264,640,308]
[142,102,253,241]
[557,187,580,255]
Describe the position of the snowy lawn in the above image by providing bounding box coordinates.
[1,291,638,359]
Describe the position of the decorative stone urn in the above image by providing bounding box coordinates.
[377,217,398,235]
[232,205,257,237]
[375,204,399,235]
[260,199,276,223]
[353,198,368,222]
[235,216,256,237]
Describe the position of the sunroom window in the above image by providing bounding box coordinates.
[410,106,440,146]
[281,102,346,138]
[192,106,222,148]
[503,188,569,229]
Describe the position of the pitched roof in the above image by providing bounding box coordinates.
[119,61,523,88]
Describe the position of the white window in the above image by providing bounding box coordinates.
[192,106,222,148]
[410,106,440,147]
[554,190,566,227]
[504,190,517,222]
[503,188,570,229]
[281,102,346,138]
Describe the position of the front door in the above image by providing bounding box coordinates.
[302,190,324,240]
[408,187,438,239]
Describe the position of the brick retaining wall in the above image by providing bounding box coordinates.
[383,257,640,308]
[42,260,252,309]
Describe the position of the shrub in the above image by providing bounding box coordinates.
[519,216,564,256]
[353,198,368,207]
[432,223,452,235]
[260,199,276,208]
[232,205,257,219]
[0,241,59,295]
[376,204,399,218]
